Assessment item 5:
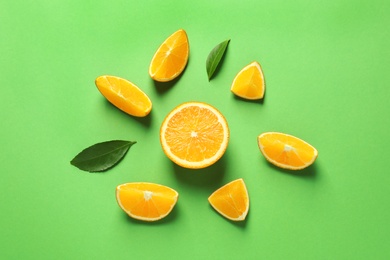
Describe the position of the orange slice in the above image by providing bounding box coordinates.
[160,102,229,169]
[231,61,265,100]
[95,75,152,117]
[149,29,189,82]
[257,132,318,170]
[116,182,178,222]
[208,179,249,221]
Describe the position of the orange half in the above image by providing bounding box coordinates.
[231,61,265,100]
[208,179,249,221]
[257,132,318,170]
[160,102,229,169]
[95,75,152,117]
[116,182,178,222]
[149,29,189,82]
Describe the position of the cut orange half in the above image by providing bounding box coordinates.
[160,102,229,169]
[116,182,178,222]
[149,29,189,82]
[257,132,318,170]
[231,61,265,100]
[208,178,249,221]
[95,75,152,117]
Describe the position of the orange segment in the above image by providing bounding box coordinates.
[160,102,229,169]
[95,75,152,117]
[116,182,178,222]
[257,132,318,170]
[149,29,189,82]
[208,179,249,221]
[231,61,265,100]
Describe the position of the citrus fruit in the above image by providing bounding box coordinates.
[116,182,178,222]
[231,61,265,100]
[257,132,318,170]
[149,29,189,82]
[208,178,249,221]
[95,75,152,117]
[160,102,229,169]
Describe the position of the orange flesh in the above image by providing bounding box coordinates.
[208,179,249,221]
[231,61,265,100]
[165,106,225,162]
[258,132,318,169]
[95,76,152,117]
[116,183,178,221]
[149,29,189,81]
[160,102,229,169]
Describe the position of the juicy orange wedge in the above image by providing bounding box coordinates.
[149,29,189,82]
[231,61,265,100]
[160,102,229,169]
[95,75,152,117]
[208,178,249,221]
[257,132,318,170]
[116,182,178,222]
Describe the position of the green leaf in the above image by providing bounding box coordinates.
[70,140,136,172]
[206,39,230,81]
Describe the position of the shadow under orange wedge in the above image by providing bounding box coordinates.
[149,29,189,82]
[208,178,249,221]
[231,61,265,100]
[95,75,152,117]
[160,102,229,169]
[257,132,318,170]
[116,182,178,222]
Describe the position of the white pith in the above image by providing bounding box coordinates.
[144,190,153,201]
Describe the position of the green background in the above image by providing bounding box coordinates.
[1,0,389,259]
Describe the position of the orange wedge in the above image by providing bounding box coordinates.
[149,29,189,82]
[116,182,178,222]
[231,61,265,100]
[160,102,229,169]
[257,132,318,170]
[208,179,249,221]
[95,75,152,117]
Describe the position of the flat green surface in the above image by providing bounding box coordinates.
[1,0,390,259]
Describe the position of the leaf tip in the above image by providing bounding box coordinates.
[207,72,212,81]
